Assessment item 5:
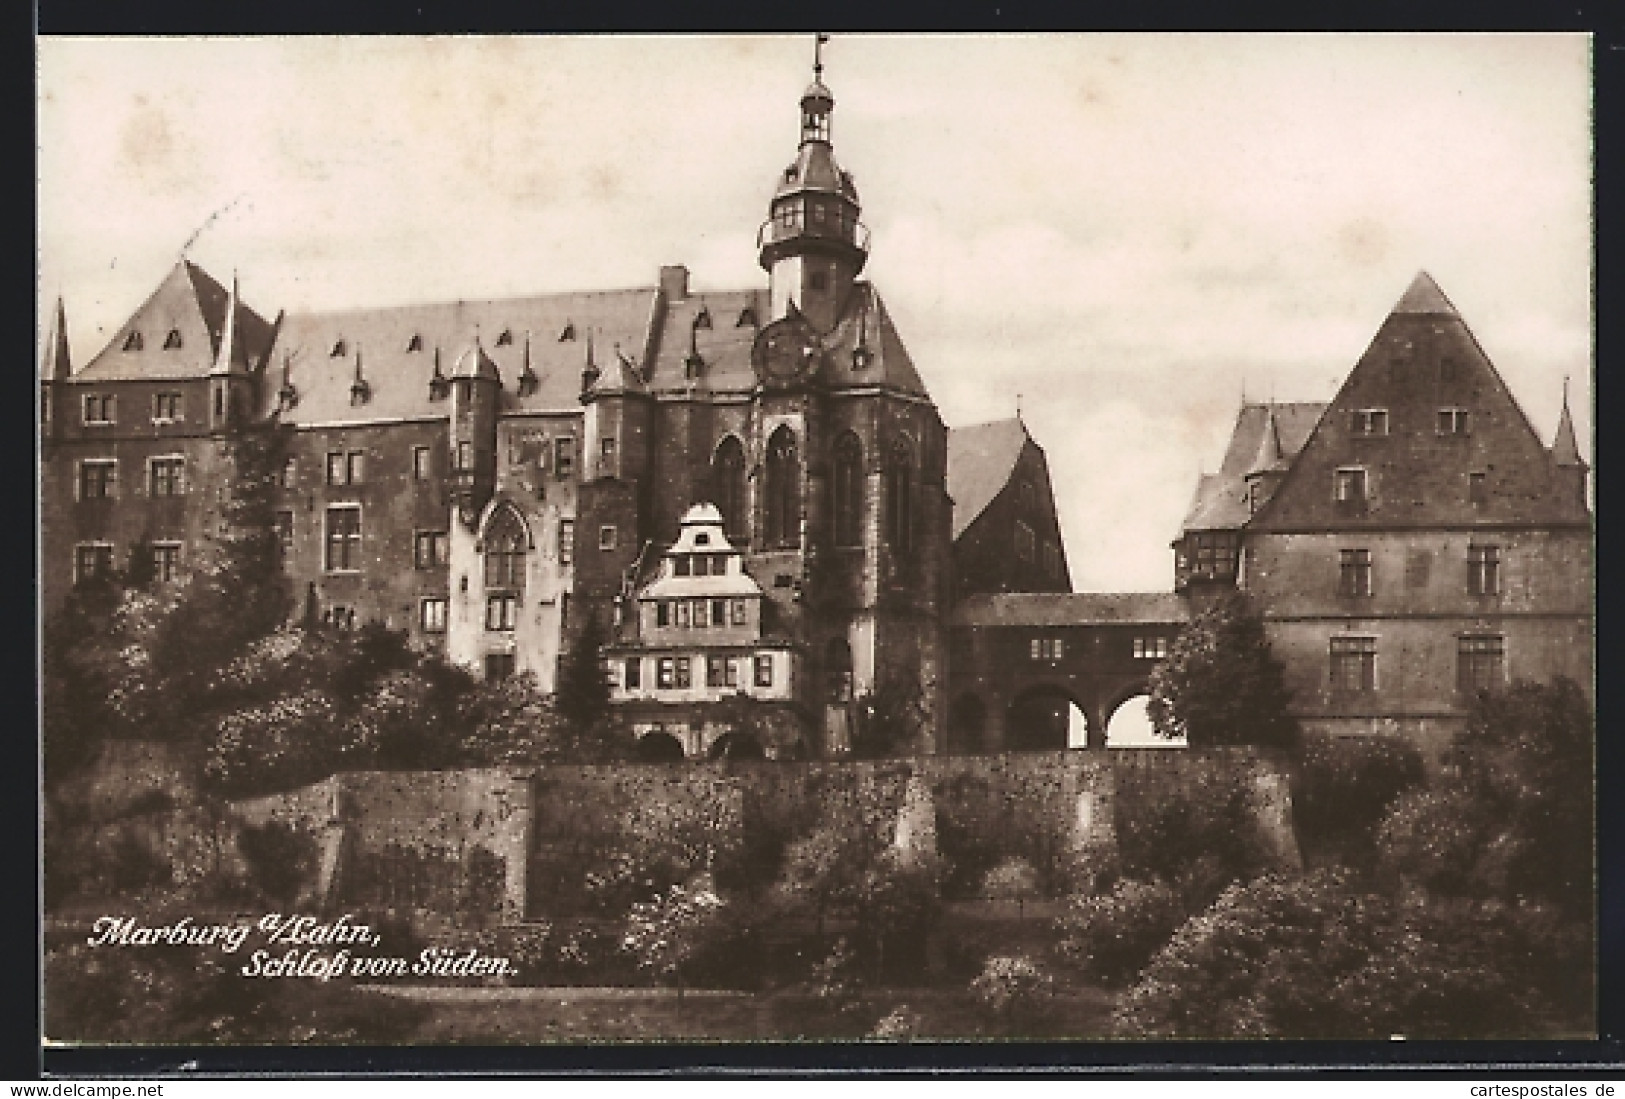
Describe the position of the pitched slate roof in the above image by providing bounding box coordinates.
[76,260,278,382]
[1180,401,1325,532]
[1553,396,1586,468]
[952,592,1188,628]
[946,417,1032,540]
[264,289,656,425]
[1392,270,1458,315]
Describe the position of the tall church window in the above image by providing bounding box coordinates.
[764,426,800,549]
[833,432,864,547]
[885,438,914,555]
[484,507,527,592]
[713,436,747,544]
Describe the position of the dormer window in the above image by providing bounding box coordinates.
[694,306,712,330]
[558,322,576,342]
[852,346,873,370]
[736,306,758,328]
[783,166,797,184]
[407,334,423,352]
[350,380,371,406]
[496,329,513,347]
[331,339,347,357]
[122,331,144,352]
[1353,409,1389,437]
[1334,466,1369,503]
[163,329,183,350]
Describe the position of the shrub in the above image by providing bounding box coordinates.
[1115,771,1271,887]
[1294,733,1426,855]
[870,1003,926,1041]
[108,828,172,895]
[981,856,1042,907]
[621,873,732,995]
[236,820,319,906]
[971,954,1056,1024]
[1055,877,1187,987]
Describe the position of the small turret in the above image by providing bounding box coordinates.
[40,296,70,439]
[1552,380,1588,511]
[209,272,253,432]
[449,338,501,528]
[1243,405,1291,516]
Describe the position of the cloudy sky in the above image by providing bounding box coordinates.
[37,34,1592,592]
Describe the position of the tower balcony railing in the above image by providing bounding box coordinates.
[757,212,870,255]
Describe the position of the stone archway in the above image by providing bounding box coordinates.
[1103,688,1182,748]
[635,731,686,762]
[1005,684,1087,752]
[708,732,765,761]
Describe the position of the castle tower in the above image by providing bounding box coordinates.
[757,37,869,333]
[40,296,70,442]
[449,339,501,529]
[208,273,254,433]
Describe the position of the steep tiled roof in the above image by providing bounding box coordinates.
[1392,270,1458,316]
[946,417,1031,540]
[264,289,655,425]
[1553,396,1585,468]
[76,260,277,382]
[1180,401,1326,532]
[645,290,766,395]
[952,592,1188,627]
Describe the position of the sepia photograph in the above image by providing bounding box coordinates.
[37,33,1595,1051]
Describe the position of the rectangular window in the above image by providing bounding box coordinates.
[281,456,298,488]
[150,542,181,583]
[1030,638,1042,660]
[1468,544,1501,596]
[414,530,448,570]
[1334,467,1368,503]
[327,605,357,631]
[149,457,185,497]
[456,441,474,471]
[711,599,727,626]
[658,658,675,689]
[152,392,182,422]
[73,543,113,584]
[1133,637,1169,660]
[275,510,294,557]
[675,555,692,577]
[326,452,346,485]
[675,657,692,689]
[601,437,616,460]
[1353,408,1389,437]
[625,658,642,689]
[419,597,448,634]
[598,525,617,552]
[1469,471,1488,505]
[731,599,748,625]
[486,593,518,631]
[78,459,117,500]
[676,601,691,628]
[656,602,670,627]
[754,654,774,688]
[1031,638,1065,660]
[485,653,515,681]
[1338,548,1373,597]
[1458,635,1505,694]
[725,658,739,687]
[1329,636,1377,693]
[82,394,115,425]
[1437,408,1471,436]
[555,437,575,480]
[413,446,432,481]
[559,520,574,565]
[707,656,725,688]
[346,451,365,484]
[324,505,362,571]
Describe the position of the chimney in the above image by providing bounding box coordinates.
[659,264,690,301]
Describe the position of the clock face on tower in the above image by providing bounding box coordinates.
[752,316,823,387]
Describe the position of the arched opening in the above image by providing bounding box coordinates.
[947,694,987,755]
[825,636,853,703]
[712,436,747,544]
[635,732,686,762]
[832,432,864,547]
[708,732,765,761]
[763,426,800,549]
[1106,694,1184,748]
[885,437,914,555]
[1005,685,1083,752]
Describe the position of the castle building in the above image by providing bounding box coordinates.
[39,56,1070,760]
[1173,272,1593,757]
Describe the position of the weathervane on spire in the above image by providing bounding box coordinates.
[814,33,829,80]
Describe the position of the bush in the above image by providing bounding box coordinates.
[970,954,1056,1025]
[870,1003,926,1041]
[1294,734,1425,855]
[1115,771,1271,887]
[236,820,320,906]
[981,856,1042,906]
[108,828,172,895]
[1055,877,1187,987]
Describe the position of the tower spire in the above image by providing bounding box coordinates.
[42,296,71,381]
[814,32,828,80]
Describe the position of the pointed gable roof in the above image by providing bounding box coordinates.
[947,417,1032,539]
[76,260,276,382]
[1180,401,1325,532]
[1245,406,1291,478]
[1250,272,1590,530]
[1553,392,1586,469]
[41,297,71,381]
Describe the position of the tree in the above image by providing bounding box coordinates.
[1146,590,1297,750]
[555,613,612,733]
[851,672,927,759]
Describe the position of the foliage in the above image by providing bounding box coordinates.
[970,953,1056,1023]
[1146,590,1297,750]
[1114,769,1273,889]
[203,689,352,796]
[869,1003,926,1041]
[236,820,320,906]
[851,673,928,759]
[555,613,612,733]
[620,873,734,994]
[981,855,1041,902]
[108,828,173,894]
[1055,877,1188,988]
[1113,870,1570,1039]
[1294,733,1426,857]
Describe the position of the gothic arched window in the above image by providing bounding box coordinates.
[764,426,801,549]
[484,506,528,592]
[833,432,864,547]
[885,438,914,556]
[713,436,747,544]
